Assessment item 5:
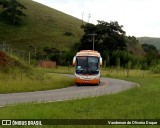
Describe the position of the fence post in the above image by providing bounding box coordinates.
[2,42,5,52]
[29,52,31,64]
[10,47,12,55]
[23,51,25,60]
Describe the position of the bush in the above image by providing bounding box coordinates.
[151,65,160,73]
[64,32,73,36]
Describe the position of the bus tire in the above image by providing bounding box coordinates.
[97,81,100,86]
[76,83,81,86]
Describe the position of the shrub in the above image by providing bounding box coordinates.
[64,32,73,36]
[151,65,160,73]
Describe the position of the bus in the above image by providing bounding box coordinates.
[73,50,102,85]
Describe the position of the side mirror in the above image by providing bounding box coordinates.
[72,56,76,65]
[100,57,102,66]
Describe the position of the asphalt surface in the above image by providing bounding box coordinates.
[0,74,138,106]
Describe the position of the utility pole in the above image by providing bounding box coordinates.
[88,33,97,50]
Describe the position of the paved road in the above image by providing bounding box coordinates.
[0,75,138,106]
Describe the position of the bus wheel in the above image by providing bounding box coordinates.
[76,83,81,86]
[96,81,100,86]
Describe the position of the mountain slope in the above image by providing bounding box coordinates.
[0,0,146,56]
[126,41,146,56]
[138,37,160,51]
[0,0,83,51]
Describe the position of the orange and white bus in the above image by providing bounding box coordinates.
[73,50,102,85]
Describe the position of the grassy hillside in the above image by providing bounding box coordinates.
[138,37,160,51]
[0,0,83,51]
[0,0,146,56]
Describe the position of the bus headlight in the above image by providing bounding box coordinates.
[74,74,81,78]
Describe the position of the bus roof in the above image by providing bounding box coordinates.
[76,50,101,57]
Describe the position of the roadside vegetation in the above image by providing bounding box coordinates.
[0,70,74,94]
[34,21,160,73]
[0,52,74,94]
[46,66,160,78]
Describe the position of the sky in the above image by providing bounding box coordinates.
[33,0,160,37]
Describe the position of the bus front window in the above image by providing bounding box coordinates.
[76,56,99,75]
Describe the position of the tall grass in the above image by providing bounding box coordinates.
[0,68,74,94]
[101,67,160,78]
[50,66,74,74]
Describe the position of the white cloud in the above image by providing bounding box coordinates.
[33,0,160,37]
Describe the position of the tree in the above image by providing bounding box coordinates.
[1,0,27,24]
[79,21,126,54]
[142,43,159,66]
[0,0,5,6]
[142,43,159,54]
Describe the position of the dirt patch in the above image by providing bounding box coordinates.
[0,51,12,67]
[0,51,25,69]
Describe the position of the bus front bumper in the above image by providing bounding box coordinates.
[75,78,100,85]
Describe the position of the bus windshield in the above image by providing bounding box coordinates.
[76,56,99,75]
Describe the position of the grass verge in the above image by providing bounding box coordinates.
[0,68,74,94]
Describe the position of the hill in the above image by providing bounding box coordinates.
[0,0,83,52]
[138,37,160,51]
[126,41,146,56]
[0,0,146,57]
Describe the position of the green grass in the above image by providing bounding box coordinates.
[0,76,160,128]
[49,66,74,74]
[0,53,74,94]
[0,0,83,51]
[1,77,160,119]
[101,68,160,78]
[0,69,74,94]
